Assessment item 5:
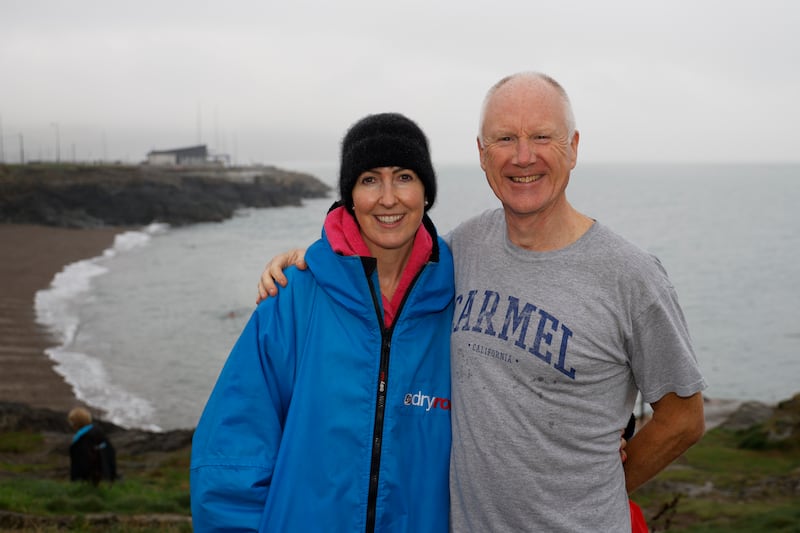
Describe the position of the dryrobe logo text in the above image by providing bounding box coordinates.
[404,391,451,411]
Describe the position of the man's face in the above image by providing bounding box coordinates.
[478,79,579,221]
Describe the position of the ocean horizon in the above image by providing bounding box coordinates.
[34,161,800,430]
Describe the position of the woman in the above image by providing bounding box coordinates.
[190,113,454,532]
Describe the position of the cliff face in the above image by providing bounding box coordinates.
[0,164,332,228]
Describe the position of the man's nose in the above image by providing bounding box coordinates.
[514,139,536,165]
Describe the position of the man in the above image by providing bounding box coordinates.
[258,72,707,531]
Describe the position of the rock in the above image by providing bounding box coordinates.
[0,401,192,455]
[0,163,331,228]
[766,393,800,446]
[108,427,194,455]
[0,401,73,433]
[718,400,775,431]
[702,397,743,430]
[718,393,800,450]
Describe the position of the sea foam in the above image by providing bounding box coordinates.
[34,223,168,431]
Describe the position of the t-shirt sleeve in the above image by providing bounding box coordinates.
[630,283,707,403]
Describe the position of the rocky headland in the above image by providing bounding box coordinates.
[0,163,331,228]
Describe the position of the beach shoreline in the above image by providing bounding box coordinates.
[0,224,123,415]
[0,223,762,431]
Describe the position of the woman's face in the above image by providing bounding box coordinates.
[351,166,426,258]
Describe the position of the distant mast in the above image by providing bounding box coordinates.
[0,114,5,163]
[196,103,202,145]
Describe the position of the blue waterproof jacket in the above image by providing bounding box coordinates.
[191,215,454,532]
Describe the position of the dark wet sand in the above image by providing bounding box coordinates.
[0,224,122,412]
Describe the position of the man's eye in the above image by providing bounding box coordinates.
[533,135,551,144]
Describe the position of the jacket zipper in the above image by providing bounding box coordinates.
[365,270,391,533]
[363,259,428,533]
[365,337,391,533]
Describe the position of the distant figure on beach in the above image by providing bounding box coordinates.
[191,113,453,531]
[67,407,117,485]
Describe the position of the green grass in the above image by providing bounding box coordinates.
[0,431,43,453]
[653,429,799,488]
[1,422,797,531]
[0,442,192,532]
[668,502,800,532]
[0,475,190,516]
[633,426,800,532]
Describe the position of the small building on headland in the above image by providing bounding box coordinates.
[146,145,216,166]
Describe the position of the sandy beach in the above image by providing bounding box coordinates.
[0,224,122,412]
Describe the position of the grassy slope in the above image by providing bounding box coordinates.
[1,423,798,532]
[0,430,192,532]
[634,426,800,532]
[3,164,795,531]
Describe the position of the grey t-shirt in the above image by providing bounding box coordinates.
[447,208,706,532]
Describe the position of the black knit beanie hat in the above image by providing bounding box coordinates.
[339,113,436,214]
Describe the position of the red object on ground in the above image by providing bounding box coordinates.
[630,500,648,532]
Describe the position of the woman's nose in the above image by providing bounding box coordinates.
[378,183,399,206]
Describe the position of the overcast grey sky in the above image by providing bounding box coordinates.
[1,0,798,168]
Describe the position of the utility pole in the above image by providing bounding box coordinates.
[19,133,24,164]
[214,104,219,153]
[0,114,5,163]
[51,122,61,162]
[102,130,108,162]
[196,102,202,145]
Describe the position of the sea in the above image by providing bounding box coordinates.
[34,162,800,431]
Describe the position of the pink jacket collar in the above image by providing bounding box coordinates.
[324,205,433,327]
